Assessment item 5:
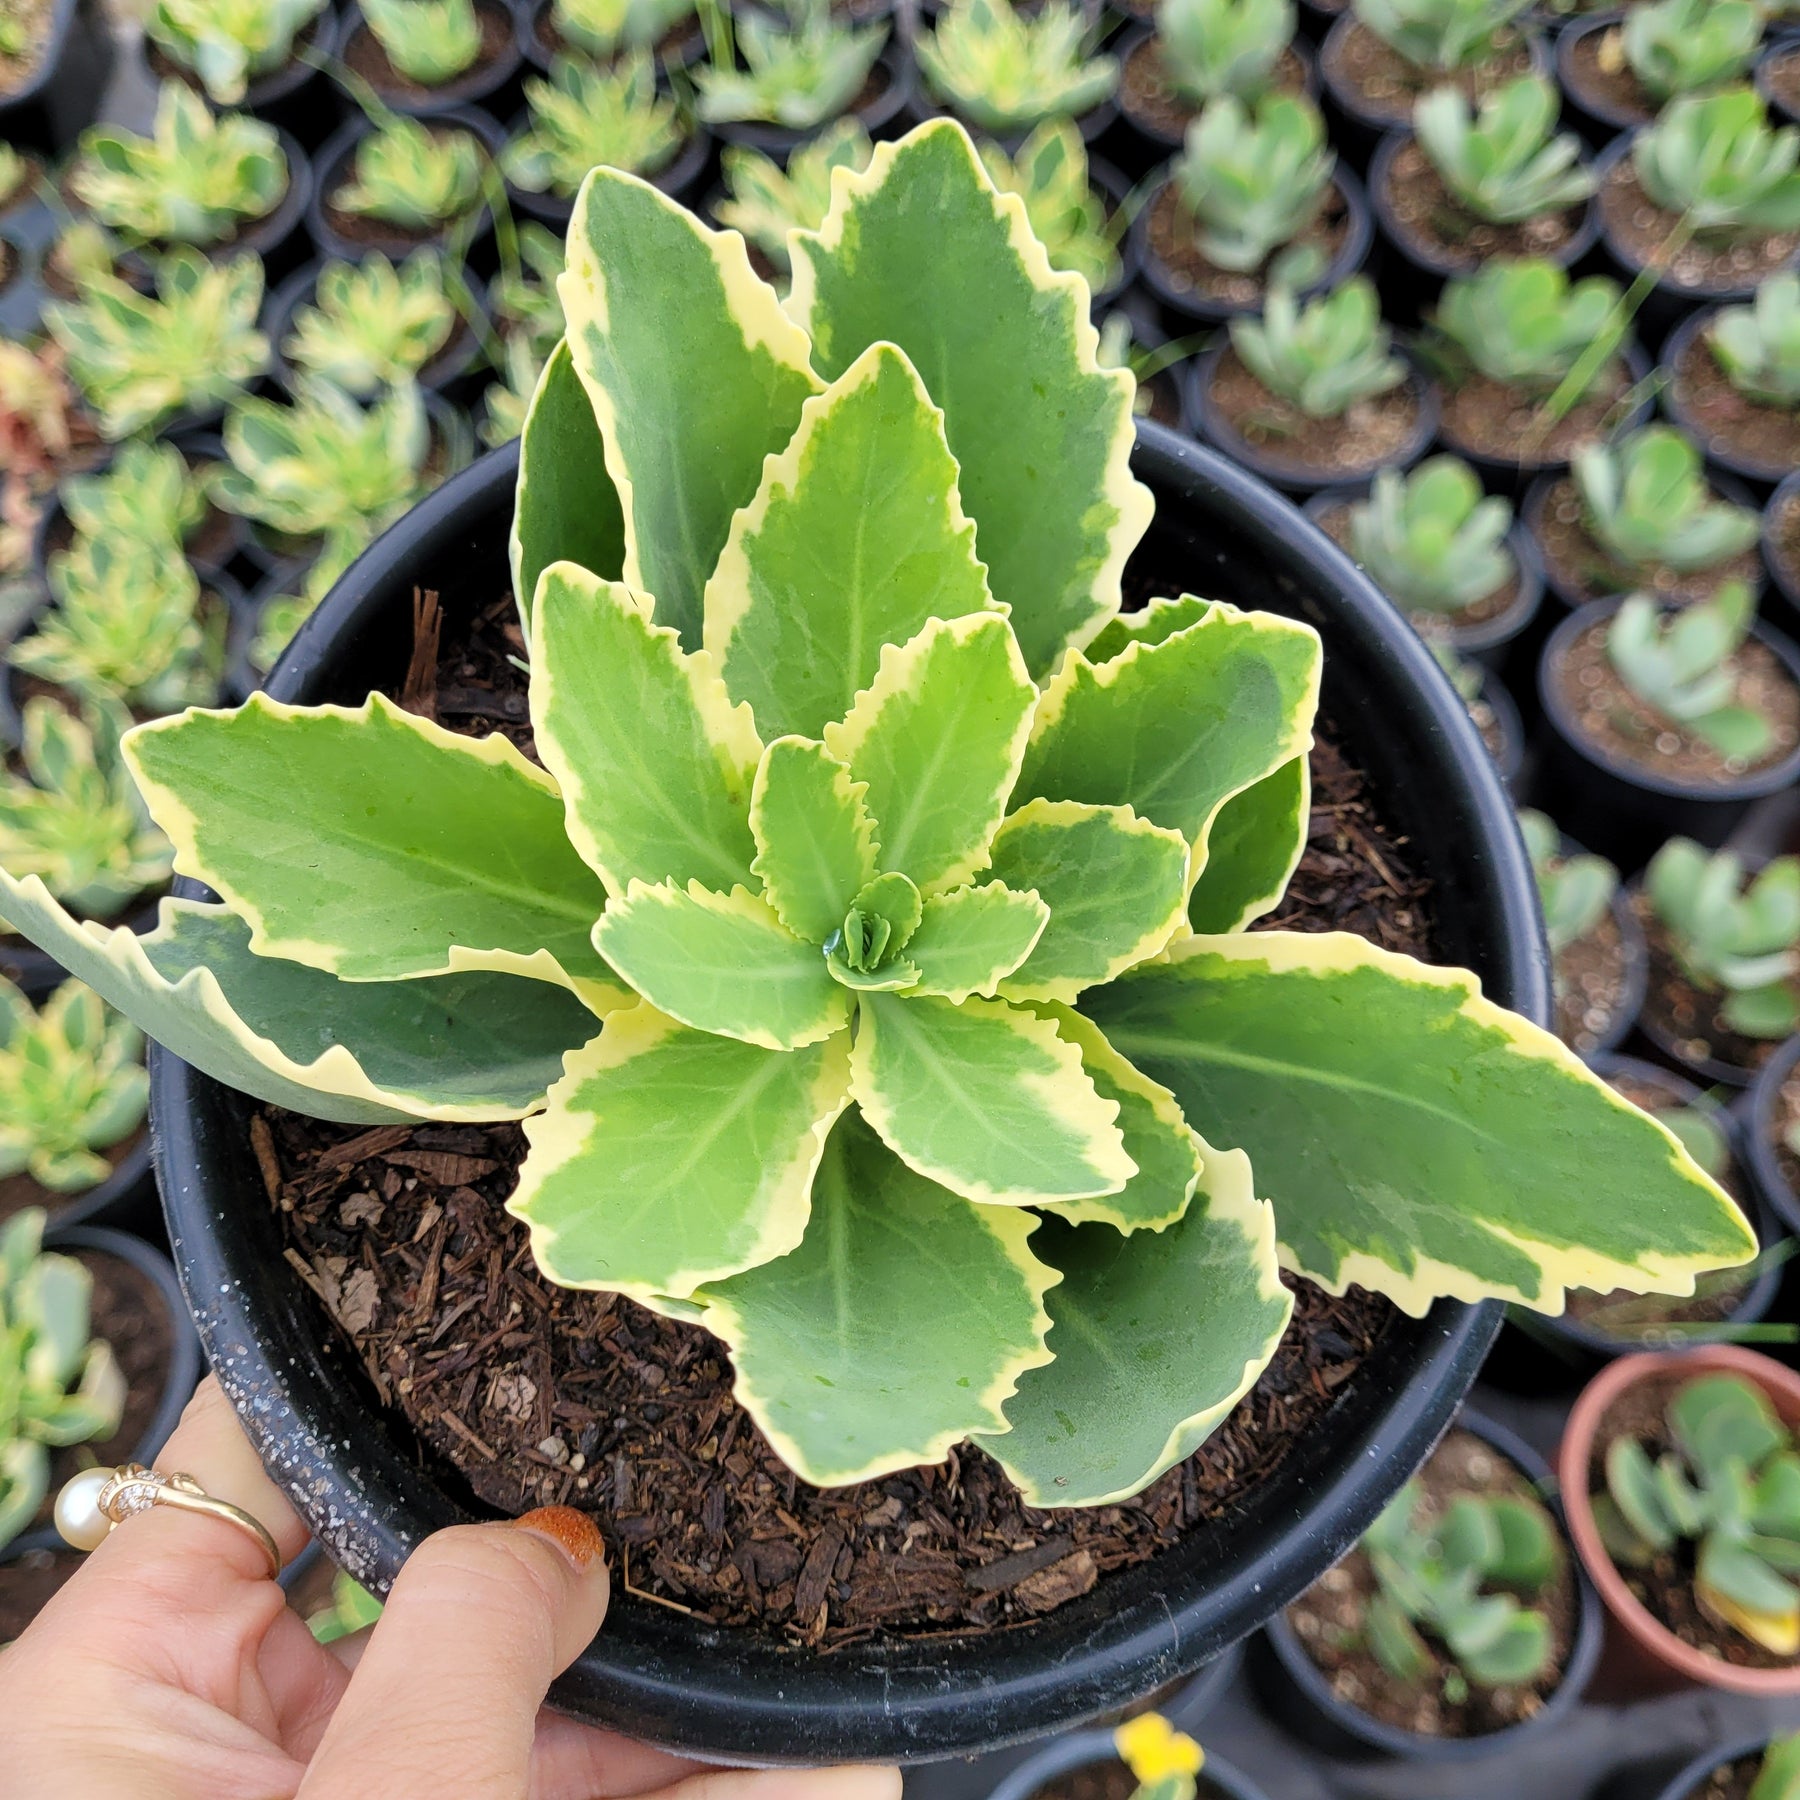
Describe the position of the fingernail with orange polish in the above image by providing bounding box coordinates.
[513,1505,605,1571]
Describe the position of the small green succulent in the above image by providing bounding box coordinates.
[490,221,566,355]
[146,0,325,106]
[1228,275,1405,416]
[1519,809,1615,956]
[1709,273,1800,407]
[70,83,287,247]
[1096,312,1199,418]
[1155,0,1296,105]
[0,1208,129,1553]
[307,1569,385,1644]
[1349,457,1514,617]
[336,117,487,232]
[362,0,482,84]
[696,0,889,131]
[1633,89,1800,239]
[1174,91,1335,272]
[1606,581,1773,763]
[1414,73,1594,225]
[552,0,695,57]
[60,440,209,555]
[1354,0,1533,72]
[1624,0,1762,106]
[1574,426,1760,577]
[916,0,1117,134]
[1433,257,1624,396]
[0,700,173,920]
[503,52,685,198]
[716,119,875,279]
[1646,839,1800,1039]
[43,247,268,440]
[979,121,1119,293]
[284,252,458,397]
[478,331,545,450]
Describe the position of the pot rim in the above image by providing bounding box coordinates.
[1763,470,1800,617]
[1113,22,1319,150]
[1319,10,1550,136]
[1554,12,1653,135]
[1557,1343,1800,1695]
[0,0,82,111]
[1744,1031,1800,1241]
[1652,1735,1789,1800]
[140,2,343,115]
[1659,304,1799,491]
[337,0,526,118]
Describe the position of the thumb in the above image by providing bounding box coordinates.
[298,1507,608,1800]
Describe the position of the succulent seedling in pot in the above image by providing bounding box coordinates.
[1632,89,1800,244]
[696,0,889,133]
[334,116,487,235]
[0,123,1754,1507]
[1171,91,1335,273]
[1412,73,1592,228]
[146,0,326,107]
[1595,1371,1800,1655]
[361,0,483,86]
[1521,808,1614,969]
[505,53,687,200]
[1154,0,1297,106]
[1348,457,1514,628]
[1519,808,1628,1056]
[1225,275,1405,418]
[979,122,1120,294]
[59,442,212,561]
[550,0,697,60]
[1621,0,1763,108]
[917,0,1118,134]
[0,1208,127,1553]
[283,252,458,398]
[1709,273,1800,409]
[1352,0,1533,78]
[1432,257,1622,404]
[716,120,875,283]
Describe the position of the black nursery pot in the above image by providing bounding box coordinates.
[1247,1409,1604,1762]
[516,0,708,75]
[1593,1734,1777,1800]
[1533,597,1800,873]
[0,0,113,156]
[504,121,714,229]
[1746,1034,1800,1243]
[338,0,526,121]
[1659,305,1798,493]
[1112,22,1319,164]
[152,423,1545,1765]
[1759,36,1800,130]
[1767,471,1800,622]
[985,1728,1273,1800]
[711,37,917,158]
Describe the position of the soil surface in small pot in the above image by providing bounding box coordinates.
[342,0,513,102]
[1562,21,1653,127]
[1591,1369,1799,1672]
[1549,614,1800,784]
[146,9,328,98]
[0,0,51,93]
[1030,1769,1234,1800]
[0,1546,86,1643]
[1206,347,1423,480]
[324,129,485,255]
[1121,35,1310,139]
[1637,891,1789,1083]
[1553,904,1631,1059]
[1312,501,1523,638]
[1529,476,1763,609]
[1669,324,1800,475]
[1768,46,1800,122]
[1146,179,1351,311]
[0,1124,146,1227]
[1379,136,1586,271]
[1437,363,1636,470]
[248,590,1443,1648]
[1600,157,1800,297]
[1286,1429,1579,1737]
[532,2,705,60]
[1323,19,1536,127]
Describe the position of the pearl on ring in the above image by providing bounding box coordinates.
[54,1467,117,1552]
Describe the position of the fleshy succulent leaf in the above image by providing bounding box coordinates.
[1185,754,1311,934]
[902,881,1050,1002]
[748,736,879,945]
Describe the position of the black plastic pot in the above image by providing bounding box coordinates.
[985,1729,1272,1800]
[515,0,707,75]
[706,37,917,158]
[1134,166,1373,329]
[1554,13,1654,145]
[1476,658,1526,788]
[0,1115,157,1236]
[1594,1734,1776,1800]
[1767,471,1800,623]
[1572,887,1650,1061]
[337,0,526,121]
[1744,1033,1800,1243]
[1248,1408,1604,1762]
[1112,22,1320,165]
[1187,342,1441,499]
[1659,305,1798,493]
[503,119,714,229]
[306,107,507,266]
[1534,597,1800,873]
[1759,34,1800,130]
[0,0,113,156]
[151,423,1543,1764]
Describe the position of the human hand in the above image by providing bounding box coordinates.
[0,1376,901,1800]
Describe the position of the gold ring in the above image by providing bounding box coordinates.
[54,1462,283,1581]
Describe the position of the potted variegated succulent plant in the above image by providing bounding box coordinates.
[3,120,1757,1760]
[1557,0,1763,139]
[141,0,341,148]
[339,0,523,119]
[520,0,704,74]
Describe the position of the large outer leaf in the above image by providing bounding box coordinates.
[904,882,1048,1003]
[510,337,625,635]
[748,736,877,945]
[704,342,997,742]
[822,613,1035,895]
[530,562,763,897]
[1185,755,1311,935]
[1018,601,1321,885]
[850,990,1133,1203]
[788,121,1151,677]
[511,1003,851,1299]
[123,694,614,995]
[988,799,1189,1003]
[594,880,849,1050]
[560,168,821,647]
[1084,932,1759,1314]
[0,878,597,1122]
[701,1110,1057,1486]
[975,1142,1290,1507]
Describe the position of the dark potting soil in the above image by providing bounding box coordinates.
[1670,323,1800,475]
[1379,137,1585,271]
[249,592,1434,1648]
[1286,1429,1579,1737]
[0,0,51,92]
[1550,614,1800,784]
[1637,892,1788,1083]
[0,1124,146,1226]
[1146,179,1350,311]
[342,0,514,102]
[1527,476,1762,609]
[1322,19,1535,129]
[1311,501,1519,635]
[1592,1370,1797,1672]
[1120,36,1310,140]
[1768,46,1800,122]
[1562,21,1654,128]
[1554,905,1630,1058]
[1031,1771,1233,1800]
[1437,363,1637,469]
[1205,346,1423,479]
[0,1547,85,1644]
[1600,158,1800,297]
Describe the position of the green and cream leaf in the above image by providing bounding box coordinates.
[904,881,1049,1002]
[1184,755,1311,935]
[748,736,877,945]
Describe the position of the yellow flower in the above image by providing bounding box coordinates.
[1114,1713,1204,1783]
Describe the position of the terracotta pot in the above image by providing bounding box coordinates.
[1558,1344,1800,1696]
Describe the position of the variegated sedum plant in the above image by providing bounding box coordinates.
[0,123,1752,1505]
